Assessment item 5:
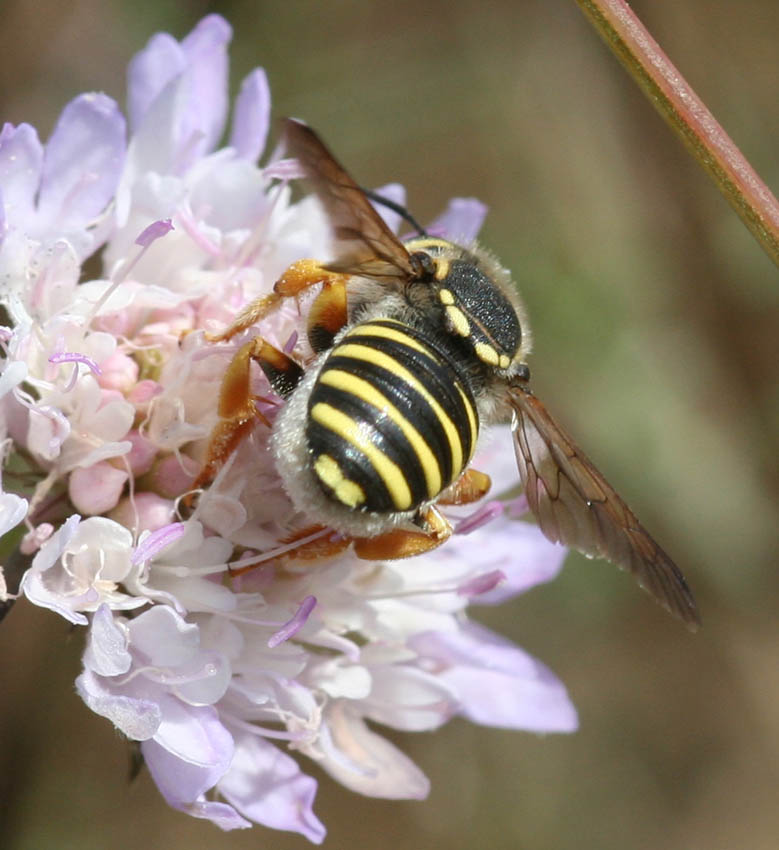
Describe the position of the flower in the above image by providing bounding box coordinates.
[0,14,576,842]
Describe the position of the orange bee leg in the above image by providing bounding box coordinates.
[192,337,303,490]
[206,292,283,344]
[437,468,492,506]
[206,260,347,345]
[273,258,348,299]
[306,279,348,352]
[353,505,453,560]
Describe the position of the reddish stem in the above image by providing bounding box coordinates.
[575,0,779,269]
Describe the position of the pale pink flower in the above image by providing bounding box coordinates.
[0,14,575,842]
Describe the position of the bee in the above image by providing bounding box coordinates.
[198,119,700,630]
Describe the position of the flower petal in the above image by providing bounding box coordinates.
[179,14,232,154]
[411,623,578,732]
[0,123,43,226]
[0,491,28,536]
[127,33,185,131]
[83,604,132,676]
[230,68,271,162]
[75,668,161,739]
[143,701,233,804]
[219,733,326,843]
[435,510,567,604]
[37,93,126,236]
[318,702,430,800]
[182,799,250,830]
[361,665,457,731]
[428,197,487,242]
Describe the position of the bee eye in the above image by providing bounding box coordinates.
[409,251,436,279]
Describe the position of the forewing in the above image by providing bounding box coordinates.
[284,119,415,279]
[509,384,700,630]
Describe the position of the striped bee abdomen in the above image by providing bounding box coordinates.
[306,318,479,514]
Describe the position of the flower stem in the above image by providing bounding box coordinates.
[575,0,779,270]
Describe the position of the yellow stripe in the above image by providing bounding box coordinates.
[330,342,464,476]
[311,402,412,509]
[456,384,478,458]
[320,368,442,498]
[345,321,436,359]
[404,237,453,253]
[314,454,366,507]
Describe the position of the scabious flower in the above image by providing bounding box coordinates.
[0,14,576,842]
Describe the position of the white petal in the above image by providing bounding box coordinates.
[0,491,28,536]
[219,733,326,843]
[318,702,429,800]
[230,68,270,163]
[84,604,132,676]
[75,668,161,739]
[0,123,42,225]
[361,665,457,731]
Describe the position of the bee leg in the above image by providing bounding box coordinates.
[307,279,348,352]
[273,258,347,298]
[193,337,303,490]
[206,292,283,344]
[353,505,453,560]
[437,468,492,506]
[206,259,345,345]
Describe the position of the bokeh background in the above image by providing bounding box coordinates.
[1,1,777,848]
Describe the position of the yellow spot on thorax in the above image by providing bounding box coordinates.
[474,341,499,366]
[434,259,450,281]
[446,306,471,337]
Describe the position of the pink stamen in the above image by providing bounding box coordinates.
[135,218,174,248]
[457,570,506,597]
[132,522,187,565]
[283,329,298,354]
[454,500,504,535]
[48,351,102,375]
[177,211,221,256]
[268,596,317,648]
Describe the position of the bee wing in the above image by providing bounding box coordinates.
[509,383,700,630]
[284,119,416,279]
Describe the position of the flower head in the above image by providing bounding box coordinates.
[0,14,575,842]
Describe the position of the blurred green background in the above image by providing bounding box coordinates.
[1,1,777,848]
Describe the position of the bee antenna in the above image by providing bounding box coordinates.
[360,188,428,237]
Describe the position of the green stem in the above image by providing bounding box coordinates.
[575,0,779,270]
